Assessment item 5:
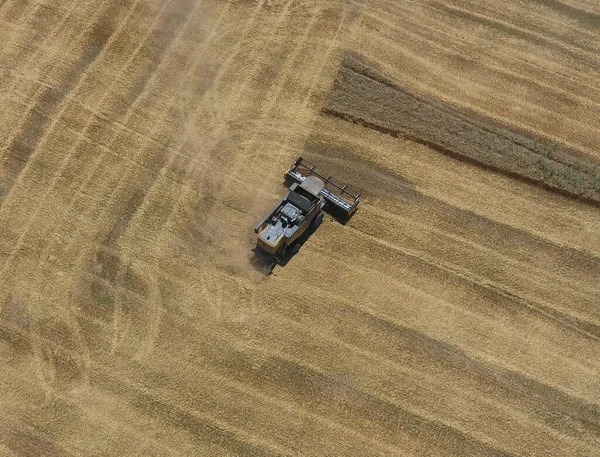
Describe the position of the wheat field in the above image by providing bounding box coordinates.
[0,0,599,455]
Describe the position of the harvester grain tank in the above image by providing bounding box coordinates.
[253,156,360,273]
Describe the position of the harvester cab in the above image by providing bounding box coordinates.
[253,156,360,274]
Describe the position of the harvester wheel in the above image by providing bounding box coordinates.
[311,211,324,229]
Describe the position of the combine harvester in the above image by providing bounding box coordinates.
[253,156,360,274]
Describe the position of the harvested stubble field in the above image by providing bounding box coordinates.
[0,0,599,456]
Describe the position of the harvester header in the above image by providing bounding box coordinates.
[285,156,361,217]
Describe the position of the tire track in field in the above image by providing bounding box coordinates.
[0,0,141,206]
[0,298,90,392]
[260,283,600,451]
[321,227,600,396]
[21,0,202,359]
[0,0,167,369]
[0,0,116,155]
[0,0,98,104]
[159,312,521,457]
[0,0,172,278]
[132,263,162,361]
[64,257,93,387]
[0,295,57,397]
[61,0,255,360]
[107,254,126,356]
[1,251,96,391]
[80,248,161,359]
[0,366,185,456]
[22,304,55,397]
[53,0,238,255]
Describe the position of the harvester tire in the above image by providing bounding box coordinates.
[311,211,324,229]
